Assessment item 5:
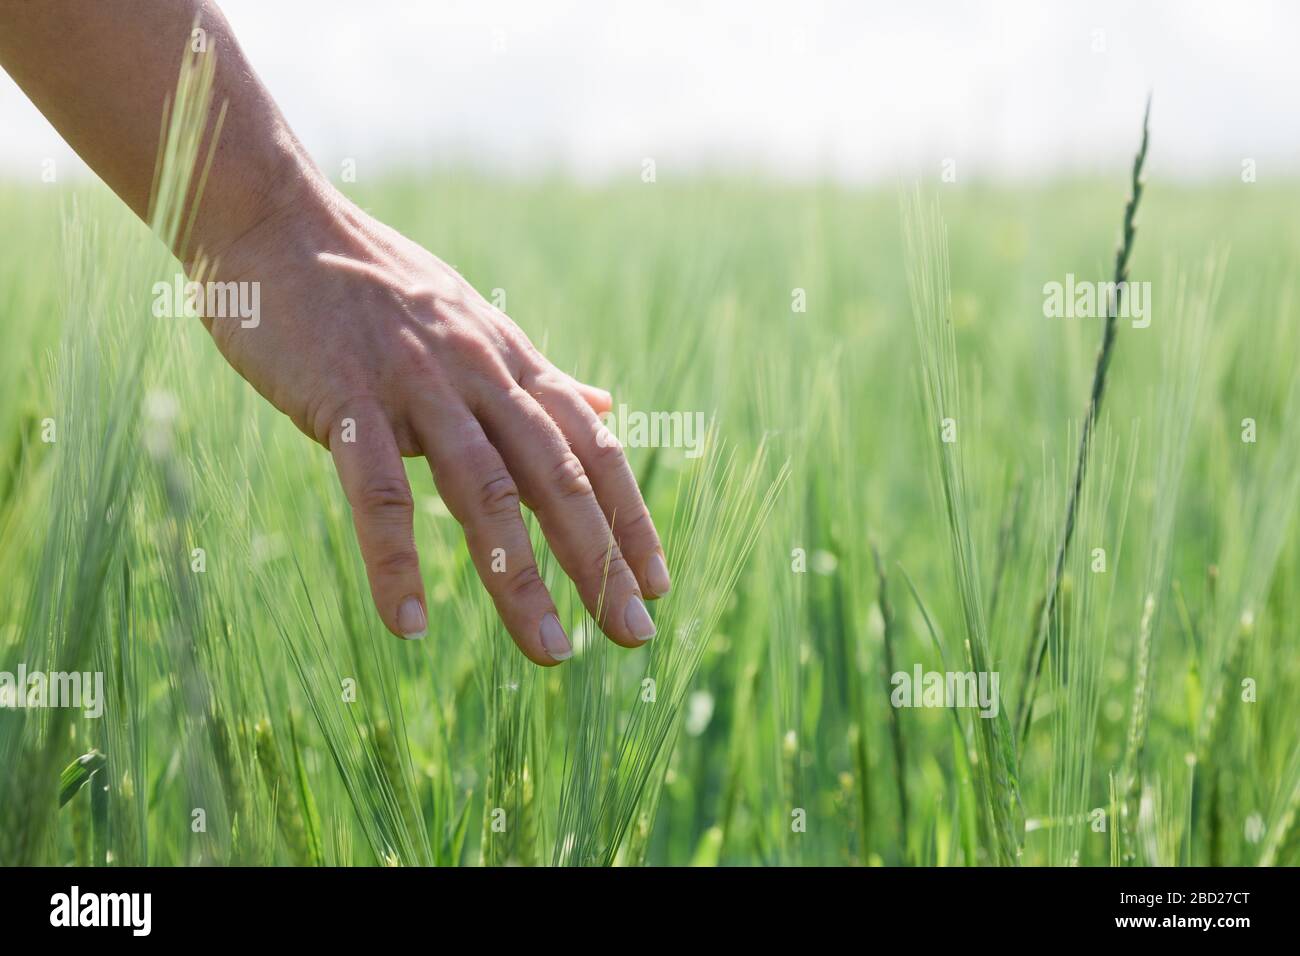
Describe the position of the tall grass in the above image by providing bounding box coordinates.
[903,191,1024,865]
[3,68,1300,865]
[1017,99,1152,747]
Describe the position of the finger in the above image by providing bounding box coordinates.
[329,402,427,640]
[564,374,612,416]
[528,371,670,598]
[411,396,572,665]
[474,384,655,647]
[498,325,609,413]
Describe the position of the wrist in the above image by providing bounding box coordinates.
[185,136,334,278]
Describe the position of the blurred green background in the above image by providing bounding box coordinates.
[1,167,1298,865]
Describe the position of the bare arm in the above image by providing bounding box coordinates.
[0,0,670,662]
[0,0,306,261]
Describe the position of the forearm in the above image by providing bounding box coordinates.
[0,2,667,656]
[0,0,322,264]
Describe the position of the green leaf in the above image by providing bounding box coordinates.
[289,715,325,867]
[441,792,474,867]
[59,750,106,808]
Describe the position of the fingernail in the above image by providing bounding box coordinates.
[540,613,572,661]
[646,553,672,597]
[624,595,656,641]
[397,597,427,639]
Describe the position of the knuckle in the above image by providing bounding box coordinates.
[357,476,415,518]
[438,322,496,364]
[549,452,592,500]
[531,370,584,411]
[512,333,545,367]
[395,335,434,375]
[591,419,624,459]
[585,545,630,588]
[616,506,657,545]
[588,425,627,465]
[477,469,521,517]
[460,335,496,366]
[372,546,420,577]
[312,387,373,448]
[527,368,569,396]
[503,563,546,602]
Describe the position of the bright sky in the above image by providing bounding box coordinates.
[1,0,1294,183]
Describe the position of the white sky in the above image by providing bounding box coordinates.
[1,0,1295,183]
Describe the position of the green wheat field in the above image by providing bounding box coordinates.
[2,89,1299,866]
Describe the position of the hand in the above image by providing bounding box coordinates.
[204,182,670,663]
[0,0,669,663]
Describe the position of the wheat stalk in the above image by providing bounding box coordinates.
[1015,96,1151,746]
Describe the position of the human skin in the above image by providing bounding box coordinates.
[0,0,670,664]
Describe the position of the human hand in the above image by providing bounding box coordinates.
[204,183,670,663]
